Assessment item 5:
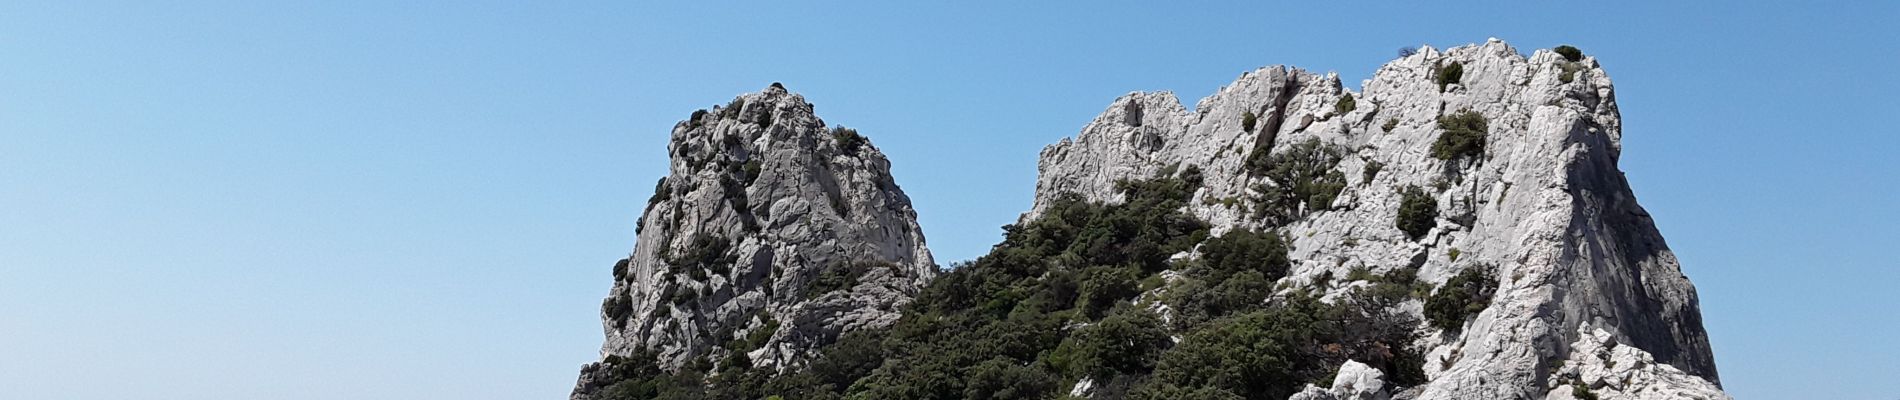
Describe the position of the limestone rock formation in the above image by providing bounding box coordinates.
[571,84,935,399]
[1028,39,1723,399]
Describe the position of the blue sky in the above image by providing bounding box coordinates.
[2,1,1894,399]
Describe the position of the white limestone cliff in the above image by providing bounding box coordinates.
[1027,39,1724,399]
[571,84,935,399]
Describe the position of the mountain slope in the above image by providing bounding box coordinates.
[572,39,1725,400]
[1028,39,1722,399]
[571,84,935,400]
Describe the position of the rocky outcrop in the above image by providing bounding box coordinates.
[1029,39,1722,398]
[572,84,935,399]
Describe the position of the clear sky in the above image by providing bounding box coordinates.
[2,1,1894,399]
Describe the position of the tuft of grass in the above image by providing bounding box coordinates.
[1334,93,1357,115]
[1382,117,1399,133]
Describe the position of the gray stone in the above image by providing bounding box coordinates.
[1029,39,1723,398]
[571,85,935,399]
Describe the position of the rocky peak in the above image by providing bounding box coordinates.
[572,84,935,399]
[1029,39,1724,399]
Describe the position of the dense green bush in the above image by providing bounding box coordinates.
[1246,139,1348,225]
[1382,117,1399,133]
[1431,111,1489,161]
[665,234,735,279]
[1395,185,1439,240]
[1334,93,1356,115]
[807,261,888,300]
[612,257,631,280]
[1436,62,1464,91]
[1068,307,1171,379]
[831,126,867,154]
[1242,111,1258,132]
[603,292,634,325]
[1425,265,1498,332]
[1553,45,1584,62]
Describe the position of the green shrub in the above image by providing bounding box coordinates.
[612,257,631,280]
[1241,111,1259,132]
[741,159,762,185]
[1572,384,1600,400]
[807,261,886,299]
[1198,228,1290,283]
[1553,45,1584,62]
[1246,139,1348,225]
[1069,307,1171,379]
[1395,185,1438,240]
[1334,93,1356,115]
[603,292,634,324]
[1431,111,1488,161]
[831,126,867,154]
[1436,62,1464,91]
[1425,265,1498,332]
[1361,160,1385,185]
[666,234,736,279]
[1382,117,1399,132]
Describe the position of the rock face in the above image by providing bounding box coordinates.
[1028,39,1723,399]
[571,85,935,399]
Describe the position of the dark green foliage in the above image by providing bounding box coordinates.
[1242,111,1258,132]
[604,292,634,325]
[1431,111,1488,161]
[1068,307,1171,379]
[666,234,735,279]
[1334,93,1356,115]
[808,260,888,299]
[724,98,746,118]
[1395,186,1439,240]
[964,358,1059,400]
[1246,139,1348,225]
[612,257,631,280]
[1147,298,1325,399]
[1572,384,1600,400]
[831,126,867,154]
[1437,62,1464,91]
[1382,117,1399,132]
[741,159,763,185]
[1553,45,1584,62]
[1199,229,1290,283]
[1425,266,1498,332]
[587,351,711,400]
[1362,160,1385,185]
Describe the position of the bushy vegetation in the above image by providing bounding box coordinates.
[613,257,631,280]
[1553,45,1584,62]
[1431,111,1488,161]
[831,126,867,154]
[1424,265,1498,332]
[1395,185,1438,240]
[1436,62,1464,91]
[1242,111,1259,132]
[807,261,891,300]
[1362,160,1385,185]
[1246,139,1348,225]
[1334,93,1356,115]
[582,169,1431,399]
[1382,117,1399,133]
[664,234,736,279]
